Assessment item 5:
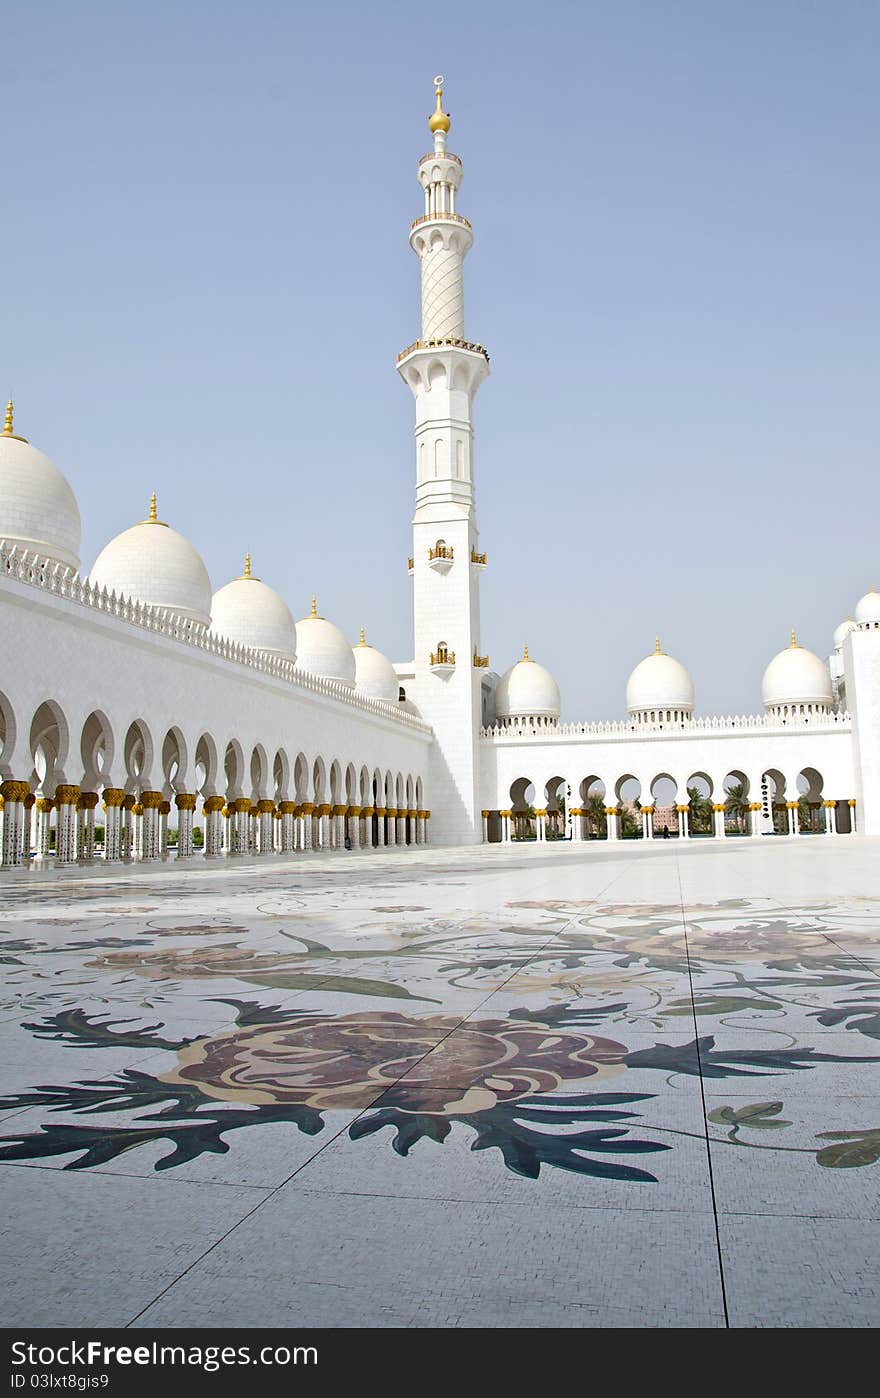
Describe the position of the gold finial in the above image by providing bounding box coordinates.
[2,399,26,442]
[790,628,798,647]
[243,552,252,579]
[359,626,366,646]
[428,75,451,134]
[310,595,318,618]
[523,643,531,661]
[654,636,662,655]
[148,492,158,523]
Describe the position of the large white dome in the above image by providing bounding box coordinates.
[833,616,856,650]
[294,598,356,687]
[0,407,81,572]
[626,641,694,722]
[89,494,212,627]
[854,588,880,628]
[353,629,399,702]
[209,555,297,660]
[495,646,561,723]
[761,632,832,714]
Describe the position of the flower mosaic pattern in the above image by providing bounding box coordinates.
[0,893,879,1182]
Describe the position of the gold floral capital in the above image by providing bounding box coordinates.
[140,791,164,810]
[102,788,126,808]
[202,796,225,814]
[77,791,100,811]
[175,793,197,811]
[0,780,31,803]
[54,784,81,806]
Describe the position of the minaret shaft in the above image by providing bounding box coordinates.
[398,81,489,844]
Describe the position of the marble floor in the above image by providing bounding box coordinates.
[1,836,879,1329]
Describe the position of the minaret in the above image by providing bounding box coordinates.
[398,78,489,844]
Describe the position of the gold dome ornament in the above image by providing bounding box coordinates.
[141,491,168,527]
[2,399,27,443]
[428,76,451,134]
[239,552,259,580]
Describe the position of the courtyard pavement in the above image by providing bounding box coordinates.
[0,836,878,1329]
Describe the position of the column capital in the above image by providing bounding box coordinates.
[203,795,225,813]
[140,791,164,810]
[256,800,275,814]
[175,793,197,811]
[103,788,126,808]
[278,801,297,815]
[54,784,81,806]
[0,780,30,802]
[77,791,100,811]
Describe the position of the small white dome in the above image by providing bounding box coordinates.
[294,599,356,687]
[495,647,561,722]
[833,617,856,650]
[89,494,211,627]
[353,629,399,702]
[854,588,880,627]
[761,632,832,712]
[209,555,297,659]
[626,641,694,718]
[0,410,81,571]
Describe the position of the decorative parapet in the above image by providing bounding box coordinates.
[428,545,453,561]
[0,541,432,736]
[410,211,472,232]
[480,711,852,741]
[397,336,490,364]
[418,150,462,168]
[429,647,455,670]
[473,652,489,668]
[470,549,487,566]
[407,556,414,573]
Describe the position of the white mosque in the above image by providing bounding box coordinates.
[1,80,878,870]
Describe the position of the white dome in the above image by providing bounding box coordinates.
[626,642,694,718]
[854,588,880,627]
[294,600,356,687]
[495,647,561,722]
[353,630,399,702]
[209,556,297,660]
[833,617,856,650]
[761,633,832,712]
[89,494,211,627]
[0,412,81,571]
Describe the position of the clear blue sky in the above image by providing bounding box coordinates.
[4,0,877,718]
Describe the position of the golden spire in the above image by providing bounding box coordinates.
[243,552,252,579]
[428,75,451,134]
[148,491,158,523]
[358,626,367,646]
[523,643,531,661]
[2,399,27,442]
[790,628,798,647]
[310,595,318,618]
[654,636,662,655]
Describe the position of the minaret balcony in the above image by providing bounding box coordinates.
[410,211,471,233]
[470,549,487,568]
[429,647,456,674]
[428,545,454,573]
[407,556,414,576]
[418,150,462,168]
[397,336,490,365]
[473,652,489,668]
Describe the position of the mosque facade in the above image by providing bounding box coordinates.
[1,82,878,870]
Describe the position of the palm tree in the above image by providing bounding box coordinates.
[584,792,607,838]
[687,785,713,835]
[725,782,750,835]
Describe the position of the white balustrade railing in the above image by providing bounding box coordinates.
[481,711,851,741]
[0,541,432,734]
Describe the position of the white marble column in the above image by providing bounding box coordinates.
[35,797,54,861]
[101,789,125,862]
[677,805,690,839]
[175,793,196,857]
[824,800,837,835]
[0,782,29,866]
[713,804,726,838]
[140,792,163,861]
[54,785,80,865]
[347,807,361,849]
[535,808,546,842]
[605,807,619,842]
[256,801,274,854]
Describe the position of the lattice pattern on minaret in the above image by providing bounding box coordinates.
[421,246,464,340]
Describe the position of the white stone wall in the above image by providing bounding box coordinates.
[481,721,856,815]
[0,560,431,817]
[843,626,880,835]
